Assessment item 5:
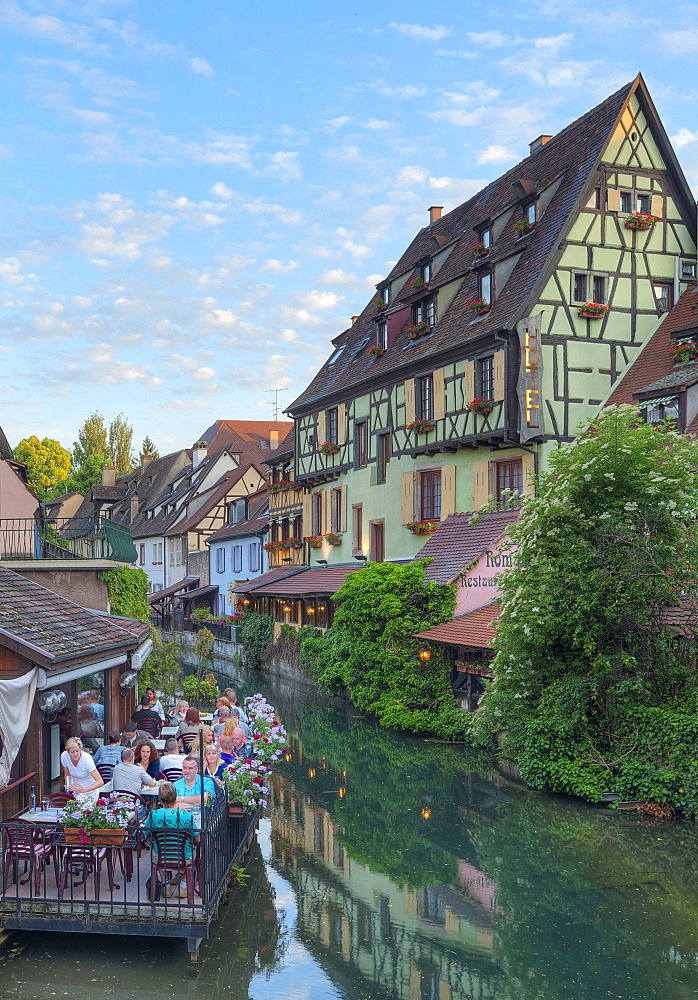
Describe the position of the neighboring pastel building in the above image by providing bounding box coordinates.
[286,76,697,566]
[206,489,269,615]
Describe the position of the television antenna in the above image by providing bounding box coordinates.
[266,388,287,422]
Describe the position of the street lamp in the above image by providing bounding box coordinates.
[417,646,432,663]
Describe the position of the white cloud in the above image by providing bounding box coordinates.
[242,198,304,225]
[477,144,517,164]
[430,107,488,127]
[210,182,235,199]
[269,150,302,179]
[261,259,298,274]
[396,165,429,186]
[388,22,450,41]
[467,30,511,47]
[671,128,698,147]
[661,29,698,53]
[323,116,350,130]
[187,56,213,77]
[297,290,344,310]
[378,84,427,99]
[435,49,475,59]
[364,119,391,130]
[0,0,104,53]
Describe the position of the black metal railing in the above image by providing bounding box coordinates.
[151,614,239,643]
[0,793,260,939]
[0,516,137,563]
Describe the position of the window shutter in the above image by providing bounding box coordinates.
[322,489,332,535]
[433,368,445,421]
[607,188,620,212]
[401,471,415,524]
[472,460,490,509]
[337,403,347,445]
[650,194,663,219]
[521,452,536,496]
[404,379,416,425]
[441,465,456,520]
[322,410,330,441]
[465,361,475,404]
[339,484,347,532]
[493,350,505,402]
[302,491,313,537]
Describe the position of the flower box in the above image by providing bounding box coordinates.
[227,802,247,818]
[367,346,385,357]
[323,533,343,546]
[317,441,340,456]
[578,303,608,319]
[470,243,489,260]
[624,212,656,231]
[406,520,438,535]
[403,322,431,340]
[267,480,297,494]
[465,398,493,416]
[405,276,428,293]
[370,298,387,316]
[406,419,435,434]
[670,342,698,366]
[513,220,534,236]
[468,299,490,315]
[305,536,323,549]
[62,797,131,844]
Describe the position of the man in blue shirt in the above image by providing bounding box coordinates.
[93,732,123,768]
[174,756,216,807]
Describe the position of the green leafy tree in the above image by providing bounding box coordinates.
[140,435,160,460]
[14,436,71,499]
[301,560,463,739]
[138,628,183,709]
[471,405,698,811]
[73,412,108,468]
[108,413,135,473]
[50,452,108,498]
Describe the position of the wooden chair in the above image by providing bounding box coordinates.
[57,842,113,901]
[160,767,183,783]
[179,733,197,753]
[48,792,74,808]
[1,820,58,896]
[136,716,161,738]
[96,763,115,783]
[149,828,198,904]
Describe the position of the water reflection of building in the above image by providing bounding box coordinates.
[271,773,500,1000]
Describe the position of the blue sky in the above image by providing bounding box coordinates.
[1,0,697,458]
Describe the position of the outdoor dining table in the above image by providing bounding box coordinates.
[100,780,161,798]
[152,739,166,750]
[161,727,179,736]
[20,807,62,824]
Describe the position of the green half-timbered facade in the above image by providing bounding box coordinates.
[288,75,697,565]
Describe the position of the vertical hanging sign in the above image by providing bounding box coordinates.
[516,315,544,442]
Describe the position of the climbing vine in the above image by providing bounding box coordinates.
[97,566,149,621]
[240,612,274,670]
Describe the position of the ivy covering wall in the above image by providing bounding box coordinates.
[97,566,150,622]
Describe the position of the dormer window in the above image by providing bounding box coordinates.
[479,272,492,305]
[642,396,679,427]
[381,285,391,305]
[420,262,431,284]
[481,228,492,249]
[377,321,388,351]
[328,345,345,366]
[526,202,536,225]
[412,296,435,327]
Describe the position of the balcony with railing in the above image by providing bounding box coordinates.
[267,482,303,514]
[0,517,137,564]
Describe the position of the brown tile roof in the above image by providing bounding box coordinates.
[163,463,264,536]
[205,421,294,466]
[415,509,520,585]
[415,602,500,648]
[606,285,698,407]
[205,491,269,544]
[289,80,642,414]
[234,566,307,594]
[0,566,140,667]
[251,564,362,597]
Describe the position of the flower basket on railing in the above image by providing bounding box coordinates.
[465,398,493,416]
[317,441,340,456]
[62,796,132,845]
[263,540,288,553]
[468,298,490,315]
[578,302,608,319]
[222,759,269,814]
[670,341,698,366]
[323,533,343,546]
[367,346,385,358]
[470,242,489,260]
[405,276,428,293]
[406,520,439,535]
[370,298,387,316]
[305,536,323,549]
[403,321,431,340]
[513,219,534,236]
[624,212,657,231]
[267,479,297,494]
[285,537,304,549]
[406,419,435,434]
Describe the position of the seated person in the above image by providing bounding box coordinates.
[212,706,230,737]
[173,756,217,808]
[145,687,165,720]
[202,745,227,783]
[190,726,215,752]
[219,735,236,767]
[228,707,250,738]
[112,747,156,819]
[121,721,150,746]
[176,708,202,740]
[143,782,200,893]
[131,694,163,737]
[134,739,161,780]
[93,732,124,768]
[223,688,248,724]
[229,727,252,761]
[159,738,186,775]
[212,696,231,722]
[171,700,189,725]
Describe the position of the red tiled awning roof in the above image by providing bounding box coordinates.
[252,565,362,597]
[415,603,501,649]
[233,566,307,594]
[415,508,520,585]
[147,576,199,604]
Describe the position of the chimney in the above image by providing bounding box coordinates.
[102,465,115,488]
[192,441,207,470]
[529,134,552,155]
[140,453,153,474]
[270,429,279,449]
[351,315,359,325]
[428,206,443,225]
[130,492,139,523]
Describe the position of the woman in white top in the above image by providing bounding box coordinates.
[60,737,104,799]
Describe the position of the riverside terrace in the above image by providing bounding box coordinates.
[0,768,262,960]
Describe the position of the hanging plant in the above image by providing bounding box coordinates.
[266,479,298,494]
[367,345,385,357]
[323,533,343,545]
[370,298,387,316]
[405,275,428,293]
[513,219,534,236]
[470,242,489,260]
[670,342,698,366]
[305,536,323,549]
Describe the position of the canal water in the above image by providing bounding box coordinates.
[3,668,698,999]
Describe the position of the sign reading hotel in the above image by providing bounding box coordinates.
[455,546,513,616]
[517,314,544,443]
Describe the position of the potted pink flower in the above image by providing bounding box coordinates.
[318,441,340,455]
[406,419,435,434]
[466,398,493,416]
[406,520,438,535]
[578,302,608,319]
[403,321,431,340]
[624,212,657,231]
[468,299,490,315]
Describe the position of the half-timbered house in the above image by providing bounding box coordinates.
[288,75,697,564]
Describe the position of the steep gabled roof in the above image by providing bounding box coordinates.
[288,76,692,415]
[415,603,500,649]
[415,509,520,585]
[0,426,13,462]
[206,490,269,544]
[164,463,265,536]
